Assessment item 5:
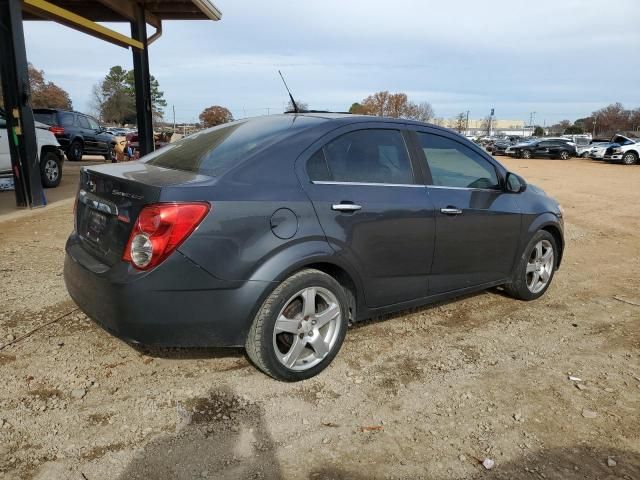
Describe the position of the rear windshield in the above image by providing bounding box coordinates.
[145,115,324,177]
[34,112,56,125]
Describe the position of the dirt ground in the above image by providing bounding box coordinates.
[0,157,639,480]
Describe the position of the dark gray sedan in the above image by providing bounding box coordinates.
[64,114,565,381]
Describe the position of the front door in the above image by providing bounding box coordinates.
[299,126,436,308]
[77,114,96,152]
[413,130,521,294]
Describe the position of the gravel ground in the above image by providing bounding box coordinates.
[0,157,639,480]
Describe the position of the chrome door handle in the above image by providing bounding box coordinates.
[440,207,462,215]
[332,203,362,212]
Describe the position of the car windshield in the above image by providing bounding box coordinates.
[145,115,324,177]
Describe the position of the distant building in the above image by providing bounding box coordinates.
[438,118,531,137]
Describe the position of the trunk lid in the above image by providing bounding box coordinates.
[76,162,210,266]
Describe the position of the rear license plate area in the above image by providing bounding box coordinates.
[85,209,108,244]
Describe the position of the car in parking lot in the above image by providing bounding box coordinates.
[33,108,117,162]
[0,109,65,189]
[602,135,639,165]
[510,138,576,159]
[64,114,565,381]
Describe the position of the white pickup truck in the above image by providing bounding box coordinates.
[602,135,640,165]
[0,109,64,190]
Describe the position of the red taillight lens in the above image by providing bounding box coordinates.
[123,202,210,270]
[49,126,65,136]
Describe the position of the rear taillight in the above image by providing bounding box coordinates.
[123,202,210,270]
[49,126,65,136]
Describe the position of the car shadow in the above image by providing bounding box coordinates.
[349,290,494,331]
[117,385,283,480]
[131,344,246,361]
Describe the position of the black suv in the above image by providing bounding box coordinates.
[514,139,576,160]
[33,109,117,162]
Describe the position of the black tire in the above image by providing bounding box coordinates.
[521,149,532,159]
[104,144,117,163]
[504,230,558,301]
[246,269,349,381]
[559,150,570,160]
[622,151,638,165]
[40,151,62,188]
[67,140,83,162]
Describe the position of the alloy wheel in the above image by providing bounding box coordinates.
[560,151,569,160]
[526,239,554,293]
[272,286,342,371]
[44,158,59,182]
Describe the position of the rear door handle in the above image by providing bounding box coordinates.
[332,203,362,212]
[440,207,462,215]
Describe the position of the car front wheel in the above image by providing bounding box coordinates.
[246,269,348,381]
[504,230,557,301]
[622,151,638,165]
[40,151,62,188]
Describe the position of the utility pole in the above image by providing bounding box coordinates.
[592,116,597,137]
[465,110,470,135]
[172,105,176,132]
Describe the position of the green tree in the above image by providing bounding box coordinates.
[564,125,584,134]
[348,102,370,115]
[533,126,545,136]
[93,66,166,125]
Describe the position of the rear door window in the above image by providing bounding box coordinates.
[416,132,499,189]
[307,129,414,184]
[145,115,324,177]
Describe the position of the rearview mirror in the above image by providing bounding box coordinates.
[506,172,527,193]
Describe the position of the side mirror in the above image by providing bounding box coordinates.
[506,172,527,193]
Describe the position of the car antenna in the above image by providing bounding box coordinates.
[278,70,299,113]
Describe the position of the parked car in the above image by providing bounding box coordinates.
[64,114,565,381]
[603,136,640,165]
[0,109,65,189]
[492,136,527,156]
[511,138,576,159]
[33,109,117,162]
[588,135,637,161]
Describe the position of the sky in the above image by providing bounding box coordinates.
[22,0,640,124]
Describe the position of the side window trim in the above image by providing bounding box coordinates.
[414,129,504,191]
[305,127,417,186]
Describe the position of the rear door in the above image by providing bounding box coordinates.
[77,114,97,152]
[297,124,436,308]
[88,116,107,152]
[412,129,521,294]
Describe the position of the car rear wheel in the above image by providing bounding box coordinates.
[40,151,62,188]
[521,149,532,159]
[622,151,638,165]
[246,269,348,381]
[67,140,83,162]
[504,230,557,301]
[559,150,570,160]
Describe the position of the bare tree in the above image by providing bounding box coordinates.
[360,91,435,121]
[285,99,309,112]
[409,102,435,123]
[455,112,466,133]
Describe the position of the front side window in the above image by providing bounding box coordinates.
[417,132,499,189]
[307,129,414,184]
[88,117,100,130]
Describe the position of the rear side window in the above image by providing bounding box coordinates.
[417,132,499,189]
[34,112,57,125]
[145,115,324,177]
[307,129,414,184]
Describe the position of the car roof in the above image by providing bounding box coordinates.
[280,112,459,136]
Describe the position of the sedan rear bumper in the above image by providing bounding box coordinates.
[64,235,273,347]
